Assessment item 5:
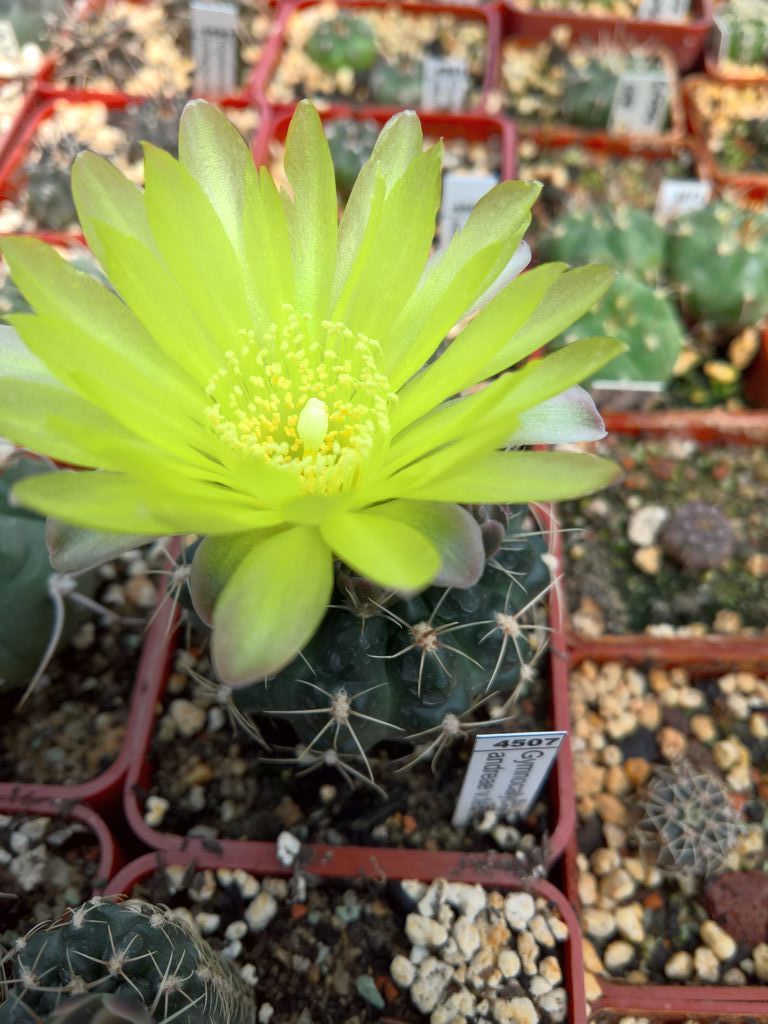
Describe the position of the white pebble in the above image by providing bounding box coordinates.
[444,882,487,921]
[276,830,301,868]
[604,940,635,974]
[529,914,555,948]
[700,920,737,961]
[538,988,567,1023]
[258,1004,274,1023]
[453,917,481,960]
[224,920,248,941]
[390,953,416,988]
[539,954,562,986]
[491,995,538,1024]
[406,913,449,949]
[195,912,221,935]
[752,943,768,981]
[240,963,258,985]
[694,946,720,983]
[497,949,521,979]
[411,958,452,1014]
[628,505,668,547]
[503,892,535,930]
[234,868,261,899]
[664,951,693,981]
[169,698,207,737]
[245,892,278,933]
[517,930,539,975]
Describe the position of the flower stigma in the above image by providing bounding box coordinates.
[204,308,396,495]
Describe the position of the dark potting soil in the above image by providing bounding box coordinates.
[561,436,768,635]
[143,646,554,860]
[0,554,155,787]
[0,813,103,946]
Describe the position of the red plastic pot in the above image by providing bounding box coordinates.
[121,508,577,877]
[562,647,768,1018]
[498,38,686,145]
[501,0,712,71]
[744,326,768,408]
[683,75,768,201]
[253,0,501,113]
[107,845,587,1024]
[563,409,768,655]
[0,795,121,896]
[253,103,517,179]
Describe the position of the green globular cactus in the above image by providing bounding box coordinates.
[715,0,768,66]
[665,202,768,335]
[556,275,685,385]
[0,897,255,1024]
[369,57,423,108]
[25,151,78,232]
[304,12,377,74]
[660,501,735,571]
[537,205,666,285]
[235,508,553,778]
[561,58,619,130]
[120,95,189,164]
[324,117,380,198]
[45,994,156,1024]
[635,761,745,878]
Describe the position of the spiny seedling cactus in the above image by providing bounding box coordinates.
[537,205,666,286]
[0,896,255,1024]
[25,142,81,232]
[561,53,669,132]
[233,507,554,785]
[324,117,379,198]
[660,501,735,571]
[304,12,377,73]
[555,275,684,384]
[120,95,189,164]
[369,57,423,108]
[44,993,156,1024]
[665,201,768,335]
[714,0,768,67]
[635,761,745,877]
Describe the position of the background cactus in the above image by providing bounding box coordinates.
[635,761,745,877]
[304,12,377,73]
[369,57,423,108]
[44,994,155,1024]
[25,142,80,232]
[0,897,255,1024]
[659,501,735,571]
[234,507,553,780]
[324,117,379,198]
[714,0,768,67]
[0,0,63,48]
[665,202,768,335]
[555,275,685,385]
[118,95,189,164]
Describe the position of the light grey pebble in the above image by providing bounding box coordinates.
[262,876,289,900]
[195,912,221,935]
[9,832,30,855]
[453,916,481,960]
[390,953,416,988]
[276,830,302,868]
[19,817,49,842]
[239,963,258,986]
[222,939,242,959]
[11,846,47,891]
[503,892,535,930]
[245,892,278,933]
[538,987,567,1023]
[406,913,449,949]
[169,698,207,738]
[207,706,226,732]
[257,1005,274,1023]
[234,868,260,899]
[491,995,538,1024]
[444,882,487,922]
[224,920,248,941]
[144,796,170,828]
[411,958,453,1014]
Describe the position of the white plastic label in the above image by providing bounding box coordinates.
[655,178,712,220]
[191,1,238,95]
[439,172,498,247]
[421,56,470,112]
[452,731,566,827]
[637,0,690,20]
[609,70,670,134]
[0,20,20,61]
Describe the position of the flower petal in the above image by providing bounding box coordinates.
[47,521,152,573]
[393,450,622,503]
[283,100,338,320]
[212,525,333,685]
[467,240,531,316]
[506,386,606,445]
[375,500,485,588]
[321,509,440,591]
[190,530,271,624]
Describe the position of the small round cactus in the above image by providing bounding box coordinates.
[45,994,156,1024]
[635,761,745,878]
[660,501,735,572]
[369,57,423,108]
[324,117,379,198]
[304,12,377,74]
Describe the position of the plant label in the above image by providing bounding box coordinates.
[655,178,712,220]
[609,70,670,134]
[452,730,566,827]
[421,56,470,112]
[0,20,20,61]
[439,172,498,247]
[637,0,691,20]
[191,1,238,96]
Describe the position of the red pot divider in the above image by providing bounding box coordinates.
[0,795,121,896]
[560,646,768,1018]
[106,845,588,1024]
[683,75,768,201]
[498,38,686,146]
[563,408,768,655]
[744,326,768,407]
[500,0,712,71]
[0,572,177,815]
[120,507,577,877]
[705,49,768,87]
[252,102,518,180]
[252,0,501,114]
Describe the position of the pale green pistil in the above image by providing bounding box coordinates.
[204,308,396,495]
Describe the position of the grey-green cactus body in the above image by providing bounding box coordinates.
[369,57,423,108]
[305,12,377,73]
[324,117,380,198]
[0,898,255,1024]
[44,993,156,1024]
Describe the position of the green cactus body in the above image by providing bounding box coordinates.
[0,897,255,1024]
[324,117,380,198]
[120,96,189,164]
[556,275,685,384]
[26,158,77,231]
[45,994,156,1024]
[716,1,768,65]
[537,205,666,285]
[235,509,551,757]
[665,202,768,334]
[561,58,618,130]
[0,0,64,48]
[369,57,423,108]
[304,12,377,73]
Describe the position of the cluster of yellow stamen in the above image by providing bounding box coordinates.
[204,308,395,495]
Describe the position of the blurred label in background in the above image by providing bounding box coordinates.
[421,56,469,112]
[439,172,498,247]
[191,1,238,95]
[609,69,670,134]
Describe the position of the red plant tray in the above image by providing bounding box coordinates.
[121,506,577,877]
[683,75,768,201]
[501,0,712,71]
[561,646,768,1018]
[0,795,121,895]
[705,49,768,87]
[107,845,588,1024]
[498,38,687,146]
[252,0,501,114]
[563,408,768,656]
[0,567,171,815]
[252,102,518,180]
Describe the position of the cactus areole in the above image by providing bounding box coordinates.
[0,100,624,686]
